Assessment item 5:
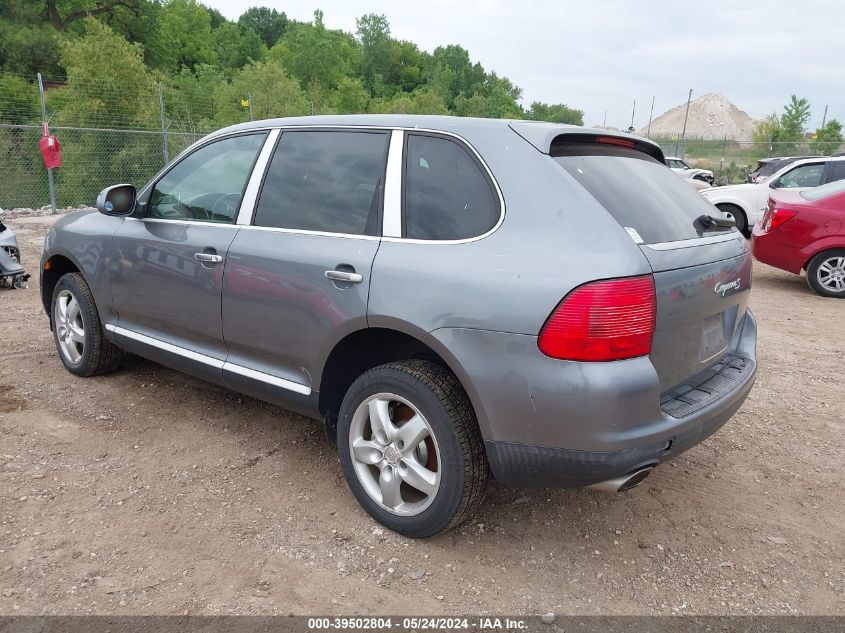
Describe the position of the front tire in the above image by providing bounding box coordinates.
[807,249,845,298]
[337,360,489,538]
[51,273,123,376]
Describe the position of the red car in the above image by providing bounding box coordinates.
[752,179,845,297]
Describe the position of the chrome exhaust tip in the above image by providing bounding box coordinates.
[587,466,654,493]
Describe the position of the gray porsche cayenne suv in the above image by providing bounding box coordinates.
[41,115,757,537]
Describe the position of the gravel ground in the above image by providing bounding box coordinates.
[1,212,842,616]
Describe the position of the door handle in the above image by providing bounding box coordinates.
[194,252,223,263]
[325,270,363,283]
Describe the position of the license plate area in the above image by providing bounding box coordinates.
[699,313,728,362]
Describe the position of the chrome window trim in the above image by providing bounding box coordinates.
[105,324,311,395]
[389,129,506,245]
[123,217,239,228]
[644,231,744,251]
[136,124,505,244]
[382,130,404,238]
[236,224,379,241]
[236,129,280,225]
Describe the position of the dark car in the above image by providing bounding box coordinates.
[41,116,757,537]
[747,156,822,183]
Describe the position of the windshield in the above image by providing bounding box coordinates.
[553,144,733,244]
[800,178,845,201]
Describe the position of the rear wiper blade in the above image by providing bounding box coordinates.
[696,214,735,230]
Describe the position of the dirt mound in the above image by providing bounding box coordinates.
[641,92,756,141]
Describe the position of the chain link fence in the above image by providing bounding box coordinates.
[0,123,202,208]
[1,71,843,209]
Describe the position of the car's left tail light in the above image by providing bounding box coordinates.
[761,207,797,233]
[538,275,656,362]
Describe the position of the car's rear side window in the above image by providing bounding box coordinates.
[552,143,729,244]
[827,160,845,184]
[403,134,500,241]
[253,130,389,236]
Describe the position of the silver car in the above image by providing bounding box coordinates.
[41,116,757,537]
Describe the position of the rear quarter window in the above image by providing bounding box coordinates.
[403,133,500,241]
[552,143,729,244]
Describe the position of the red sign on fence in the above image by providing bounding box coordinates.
[39,133,62,169]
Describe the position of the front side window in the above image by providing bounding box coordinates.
[403,134,500,241]
[253,130,389,236]
[777,163,824,188]
[148,133,267,223]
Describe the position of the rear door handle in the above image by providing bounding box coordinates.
[325,270,363,283]
[194,252,223,263]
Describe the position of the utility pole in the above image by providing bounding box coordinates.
[37,73,57,215]
[248,92,254,121]
[676,88,693,157]
[629,99,636,132]
[603,110,607,127]
[821,104,828,128]
[646,95,655,138]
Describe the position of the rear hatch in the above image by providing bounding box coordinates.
[550,137,752,392]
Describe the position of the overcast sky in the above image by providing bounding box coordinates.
[206,0,844,130]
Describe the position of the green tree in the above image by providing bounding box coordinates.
[0,73,39,124]
[0,22,62,75]
[777,94,811,154]
[454,73,523,119]
[810,119,843,155]
[44,0,145,30]
[150,0,216,73]
[752,112,781,144]
[58,17,157,127]
[57,18,160,203]
[369,86,449,115]
[429,44,484,106]
[356,13,391,94]
[272,10,357,91]
[212,22,266,71]
[238,6,289,48]
[527,102,583,125]
[331,76,369,113]
[212,59,308,126]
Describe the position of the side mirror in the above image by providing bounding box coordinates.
[769,178,781,189]
[96,184,136,216]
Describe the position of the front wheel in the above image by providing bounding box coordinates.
[337,360,489,538]
[51,273,123,376]
[807,249,845,298]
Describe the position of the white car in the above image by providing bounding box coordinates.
[701,156,845,234]
[666,157,714,184]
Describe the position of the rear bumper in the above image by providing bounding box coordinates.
[432,310,757,488]
[485,352,755,487]
[751,226,805,274]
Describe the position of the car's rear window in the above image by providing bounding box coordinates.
[552,144,731,244]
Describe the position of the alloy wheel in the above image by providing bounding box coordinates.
[817,256,845,292]
[348,393,441,516]
[54,289,85,364]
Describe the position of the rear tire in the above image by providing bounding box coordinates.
[716,203,748,236]
[806,249,845,298]
[51,273,123,376]
[337,360,489,538]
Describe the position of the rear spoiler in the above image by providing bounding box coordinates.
[509,121,665,163]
